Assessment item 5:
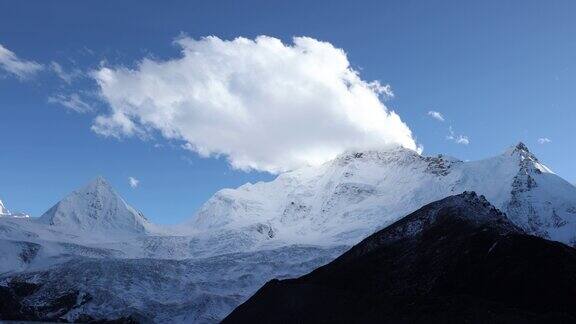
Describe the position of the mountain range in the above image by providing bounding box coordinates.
[1,143,575,322]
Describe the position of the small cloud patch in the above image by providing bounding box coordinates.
[537,137,551,144]
[48,93,93,113]
[447,126,470,145]
[128,177,140,189]
[427,111,445,122]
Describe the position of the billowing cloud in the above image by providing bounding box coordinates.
[92,36,418,173]
[427,110,445,122]
[48,93,93,113]
[0,44,43,79]
[128,177,139,188]
[538,137,551,144]
[447,126,469,145]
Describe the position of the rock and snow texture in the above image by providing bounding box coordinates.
[191,142,576,246]
[0,177,347,322]
[0,199,28,218]
[0,245,346,323]
[1,143,576,322]
[38,176,152,237]
[224,192,576,323]
[0,199,8,216]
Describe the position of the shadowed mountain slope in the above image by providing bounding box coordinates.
[225,192,576,323]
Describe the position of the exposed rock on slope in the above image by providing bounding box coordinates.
[225,192,576,323]
[2,142,576,323]
[192,143,576,246]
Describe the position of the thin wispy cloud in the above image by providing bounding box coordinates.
[447,126,470,145]
[428,111,468,146]
[92,36,418,173]
[427,110,445,122]
[48,93,93,113]
[0,43,43,80]
[538,137,552,144]
[128,177,139,189]
[50,62,82,84]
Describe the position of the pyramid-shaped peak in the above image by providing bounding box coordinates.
[76,176,119,200]
[85,176,113,190]
[504,142,538,160]
[505,142,531,154]
[38,176,150,235]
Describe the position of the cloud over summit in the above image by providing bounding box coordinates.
[92,36,417,173]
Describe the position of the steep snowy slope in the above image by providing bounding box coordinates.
[0,199,29,218]
[38,176,152,237]
[191,143,576,246]
[0,200,8,216]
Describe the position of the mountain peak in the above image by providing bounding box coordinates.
[515,141,529,152]
[303,191,519,269]
[505,142,536,159]
[382,191,518,241]
[38,177,150,236]
[85,176,113,190]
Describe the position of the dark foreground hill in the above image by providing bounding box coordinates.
[224,192,576,323]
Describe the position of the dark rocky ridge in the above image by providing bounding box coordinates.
[224,192,576,323]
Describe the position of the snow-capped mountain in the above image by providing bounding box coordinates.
[38,176,152,236]
[0,199,29,218]
[1,143,575,323]
[191,142,576,246]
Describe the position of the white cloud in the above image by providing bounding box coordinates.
[48,93,93,113]
[538,137,551,144]
[50,62,82,84]
[447,126,469,145]
[92,36,418,173]
[0,44,43,79]
[427,110,445,122]
[454,136,470,145]
[128,177,139,188]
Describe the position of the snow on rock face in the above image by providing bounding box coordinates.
[0,199,29,218]
[38,176,151,236]
[0,199,8,216]
[0,144,575,323]
[503,143,576,243]
[191,143,576,246]
[372,191,520,246]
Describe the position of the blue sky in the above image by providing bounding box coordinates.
[1,0,574,223]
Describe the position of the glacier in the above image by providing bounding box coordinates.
[1,142,575,322]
